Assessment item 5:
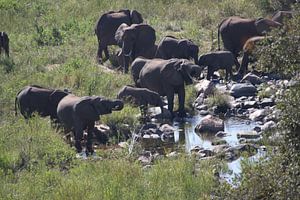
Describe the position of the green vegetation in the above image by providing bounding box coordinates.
[1,0,299,199]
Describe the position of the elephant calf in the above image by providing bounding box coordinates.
[117,85,164,115]
[198,51,240,80]
[0,31,9,57]
[57,94,123,155]
[155,36,199,64]
[15,85,69,122]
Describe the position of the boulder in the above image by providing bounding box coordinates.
[241,72,264,85]
[230,83,257,98]
[259,98,275,108]
[261,121,277,132]
[237,131,261,139]
[195,115,224,133]
[249,109,270,121]
[215,131,227,137]
[194,80,215,97]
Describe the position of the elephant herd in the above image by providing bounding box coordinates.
[11,9,293,156]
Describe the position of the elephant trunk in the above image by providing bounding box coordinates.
[112,100,124,111]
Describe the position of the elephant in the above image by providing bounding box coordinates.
[117,85,164,117]
[198,51,240,80]
[132,58,204,117]
[217,16,282,58]
[95,9,143,63]
[115,23,156,73]
[155,36,199,64]
[15,85,70,122]
[0,32,9,57]
[271,10,293,24]
[239,36,271,75]
[57,94,123,155]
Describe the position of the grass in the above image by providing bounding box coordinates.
[0,0,296,199]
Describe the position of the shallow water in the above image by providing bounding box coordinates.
[172,114,260,185]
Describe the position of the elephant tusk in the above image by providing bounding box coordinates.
[123,50,132,57]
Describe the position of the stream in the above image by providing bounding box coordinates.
[172,114,262,185]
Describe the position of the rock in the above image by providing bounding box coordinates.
[193,93,205,108]
[215,131,227,137]
[241,100,258,109]
[197,104,208,111]
[159,124,175,134]
[212,139,227,145]
[261,121,277,132]
[118,142,129,148]
[259,98,275,108]
[195,115,224,133]
[199,110,209,115]
[138,151,152,165]
[222,144,258,161]
[253,126,262,132]
[194,80,215,97]
[241,72,264,85]
[230,83,257,98]
[237,131,261,139]
[166,151,179,158]
[213,144,230,154]
[249,109,270,121]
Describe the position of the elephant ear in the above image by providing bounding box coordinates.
[176,61,194,85]
[115,23,129,46]
[162,59,193,86]
[178,40,189,57]
[130,10,143,24]
[74,96,100,121]
[49,90,68,106]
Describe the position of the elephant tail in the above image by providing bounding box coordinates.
[15,96,18,116]
[217,18,227,51]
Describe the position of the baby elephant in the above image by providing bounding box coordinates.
[198,51,240,80]
[117,85,164,115]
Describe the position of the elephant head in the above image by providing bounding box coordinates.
[75,96,124,121]
[130,10,143,24]
[178,40,199,64]
[164,59,203,86]
[255,18,282,35]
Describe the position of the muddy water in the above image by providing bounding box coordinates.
[172,114,259,185]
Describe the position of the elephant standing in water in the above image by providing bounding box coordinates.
[132,58,203,117]
[115,23,156,73]
[57,94,123,155]
[218,16,282,58]
[0,32,9,57]
[95,9,143,63]
[155,36,199,64]
[15,85,69,122]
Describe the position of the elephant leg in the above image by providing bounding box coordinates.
[86,121,95,155]
[97,42,107,63]
[207,66,213,80]
[5,45,9,57]
[239,52,249,76]
[165,88,175,117]
[177,85,186,117]
[104,47,109,60]
[74,122,84,153]
[123,56,130,73]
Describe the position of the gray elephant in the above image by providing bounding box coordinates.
[218,16,282,58]
[155,36,199,64]
[132,58,203,117]
[0,32,9,57]
[15,85,69,122]
[117,85,164,116]
[57,94,123,155]
[115,23,156,73]
[198,51,240,80]
[95,9,143,63]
